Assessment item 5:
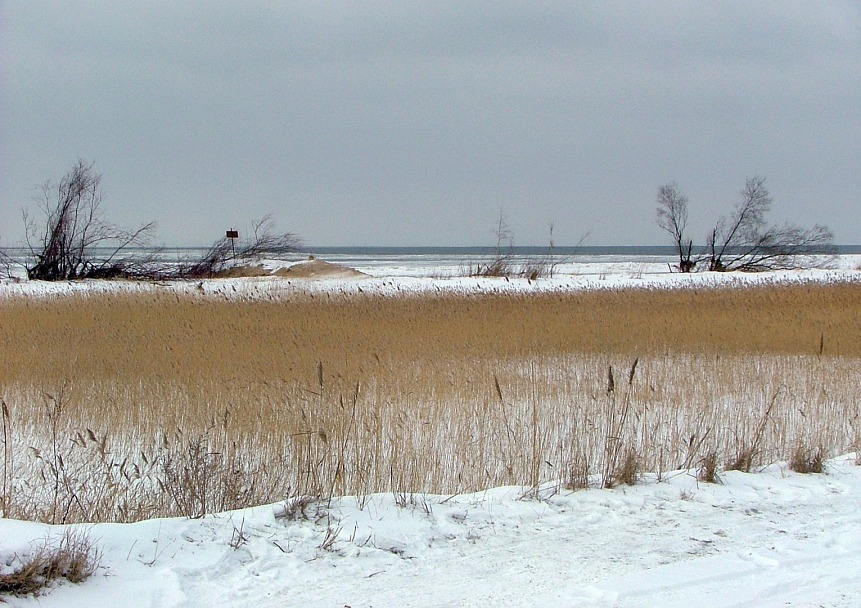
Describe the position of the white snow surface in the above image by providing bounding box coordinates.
[1,256,860,301]
[3,459,861,607]
[4,259,861,606]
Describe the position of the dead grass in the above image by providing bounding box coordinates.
[0,282,860,522]
[697,451,721,484]
[3,282,861,388]
[607,449,640,488]
[0,529,100,596]
[789,444,826,474]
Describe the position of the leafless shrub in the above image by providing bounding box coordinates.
[23,160,156,281]
[657,176,835,273]
[469,218,583,280]
[0,246,17,279]
[176,215,301,278]
[471,210,515,278]
[517,222,575,281]
[656,182,696,273]
[518,259,553,281]
[707,176,835,272]
[0,529,100,596]
[155,429,270,519]
[608,448,639,487]
[157,432,220,519]
[728,447,755,474]
[697,451,721,484]
[472,255,515,278]
[565,454,591,490]
[275,496,319,521]
[155,430,268,519]
[789,444,826,474]
[17,161,303,282]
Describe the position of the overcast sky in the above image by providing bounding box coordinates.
[2,2,859,247]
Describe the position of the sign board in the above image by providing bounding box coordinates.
[226,230,239,239]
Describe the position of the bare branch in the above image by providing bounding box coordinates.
[0,243,15,278]
[24,161,156,280]
[707,176,834,272]
[240,214,303,259]
[176,216,302,278]
[656,182,695,272]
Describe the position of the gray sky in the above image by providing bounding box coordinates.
[2,2,859,247]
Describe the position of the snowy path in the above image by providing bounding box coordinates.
[4,457,861,607]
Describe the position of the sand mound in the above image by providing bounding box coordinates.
[274,258,367,279]
[211,264,271,278]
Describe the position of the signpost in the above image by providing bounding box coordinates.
[226,229,238,258]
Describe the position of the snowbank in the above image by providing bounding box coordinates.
[3,457,860,607]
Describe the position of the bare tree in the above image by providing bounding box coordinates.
[707,176,834,272]
[492,210,513,257]
[24,161,155,280]
[472,209,515,277]
[178,215,302,278]
[656,182,695,272]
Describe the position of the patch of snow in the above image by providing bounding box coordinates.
[2,264,861,302]
[3,458,861,606]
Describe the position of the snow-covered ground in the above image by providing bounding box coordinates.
[3,457,861,607]
[3,257,861,606]
[1,253,860,300]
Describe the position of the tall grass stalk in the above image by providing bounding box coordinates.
[1,284,860,522]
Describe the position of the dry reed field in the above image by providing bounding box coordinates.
[2,282,861,524]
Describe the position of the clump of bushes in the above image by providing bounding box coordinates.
[14,160,300,281]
